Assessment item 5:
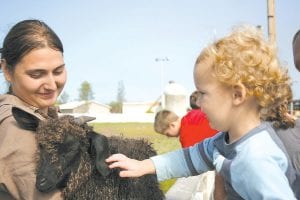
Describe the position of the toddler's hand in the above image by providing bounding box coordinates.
[106,154,155,178]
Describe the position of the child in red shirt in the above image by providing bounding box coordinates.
[154,108,217,148]
[180,109,218,147]
[154,91,218,148]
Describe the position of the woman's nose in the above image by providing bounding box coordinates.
[44,75,57,90]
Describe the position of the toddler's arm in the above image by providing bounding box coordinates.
[106,141,215,181]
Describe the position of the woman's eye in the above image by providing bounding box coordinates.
[53,66,65,76]
[27,69,45,79]
[29,72,43,79]
[53,69,63,76]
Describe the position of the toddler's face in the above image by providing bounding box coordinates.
[193,59,233,132]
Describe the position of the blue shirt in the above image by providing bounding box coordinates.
[151,122,297,199]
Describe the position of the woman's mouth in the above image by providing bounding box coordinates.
[38,92,56,99]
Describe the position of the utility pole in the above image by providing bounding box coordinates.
[267,0,276,43]
[155,57,169,108]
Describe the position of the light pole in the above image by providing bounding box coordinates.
[267,0,276,43]
[155,57,169,108]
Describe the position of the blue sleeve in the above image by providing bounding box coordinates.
[231,150,296,199]
[150,137,216,182]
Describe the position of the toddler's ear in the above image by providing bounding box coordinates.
[170,120,179,129]
[232,83,247,105]
[170,120,180,136]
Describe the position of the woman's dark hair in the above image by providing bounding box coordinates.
[0,19,63,73]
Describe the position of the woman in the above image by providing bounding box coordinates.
[0,19,65,199]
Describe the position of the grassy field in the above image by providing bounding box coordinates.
[91,122,181,193]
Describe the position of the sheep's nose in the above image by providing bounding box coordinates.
[38,177,47,186]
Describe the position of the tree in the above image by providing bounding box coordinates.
[109,101,122,113]
[57,91,70,104]
[78,81,94,101]
[110,81,125,113]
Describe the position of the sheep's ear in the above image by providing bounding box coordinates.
[12,107,40,131]
[88,131,111,177]
[74,116,96,125]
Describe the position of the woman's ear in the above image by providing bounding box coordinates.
[1,59,12,82]
[232,83,247,105]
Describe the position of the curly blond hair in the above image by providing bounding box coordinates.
[195,25,294,128]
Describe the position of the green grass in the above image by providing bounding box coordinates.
[91,122,181,193]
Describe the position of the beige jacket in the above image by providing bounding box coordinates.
[0,94,63,200]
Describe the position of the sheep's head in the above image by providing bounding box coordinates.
[12,107,110,193]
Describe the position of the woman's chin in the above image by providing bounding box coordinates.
[36,98,57,108]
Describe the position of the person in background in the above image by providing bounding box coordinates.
[0,19,65,199]
[189,90,201,110]
[293,29,300,72]
[270,30,300,192]
[276,29,300,172]
[286,29,300,195]
[264,83,300,196]
[106,25,297,199]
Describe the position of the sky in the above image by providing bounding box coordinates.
[0,0,299,104]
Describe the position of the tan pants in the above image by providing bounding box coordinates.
[165,171,215,200]
[191,171,215,200]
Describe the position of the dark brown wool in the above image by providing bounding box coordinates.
[35,115,164,200]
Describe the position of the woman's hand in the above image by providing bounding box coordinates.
[106,153,156,177]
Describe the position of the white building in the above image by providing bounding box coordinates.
[59,100,111,115]
[122,81,189,117]
[122,101,159,114]
[161,81,188,117]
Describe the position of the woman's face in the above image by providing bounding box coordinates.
[5,47,67,109]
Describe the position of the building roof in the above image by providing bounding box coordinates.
[123,101,155,106]
[59,100,111,109]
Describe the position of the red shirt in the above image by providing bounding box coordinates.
[179,109,218,148]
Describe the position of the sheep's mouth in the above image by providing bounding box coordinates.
[36,172,71,192]
[36,177,57,192]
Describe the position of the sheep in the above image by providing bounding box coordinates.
[12,107,165,200]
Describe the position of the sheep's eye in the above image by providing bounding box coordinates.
[50,142,61,148]
[61,154,66,160]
